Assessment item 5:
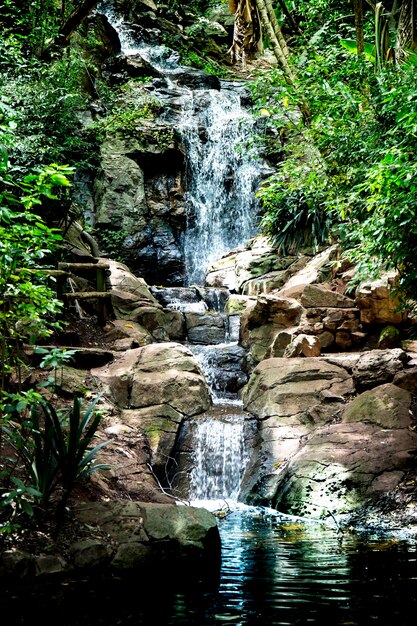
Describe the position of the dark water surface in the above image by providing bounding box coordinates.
[3,508,417,626]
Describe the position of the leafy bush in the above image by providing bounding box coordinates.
[251,7,417,304]
[1,394,109,527]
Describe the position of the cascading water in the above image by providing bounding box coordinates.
[102,3,257,505]
[179,91,261,285]
[102,3,263,284]
[188,410,249,501]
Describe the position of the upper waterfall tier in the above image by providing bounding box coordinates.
[102,5,264,286]
[180,89,261,285]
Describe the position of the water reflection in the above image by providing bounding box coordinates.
[3,509,417,625]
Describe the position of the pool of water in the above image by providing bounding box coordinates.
[3,508,417,625]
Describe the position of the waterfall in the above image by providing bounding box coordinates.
[179,91,261,285]
[102,3,263,286]
[188,411,249,501]
[101,4,258,505]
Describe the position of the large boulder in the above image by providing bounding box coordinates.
[351,348,409,391]
[240,358,354,502]
[91,343,211,417]
[242,357,353,422]
[205,236,306,293]
[72,501,220,572]
[106,260,176,340]
[269,384,417,520]
[185,312,226,345]
[0,501,221,579]
[301,284,355,309]
[240,295,304,362]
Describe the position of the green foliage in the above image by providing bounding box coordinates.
[182,51,229,77]
[103,96,159,135]
[0,155,74,381]
[34,346,77,391]
[1,394,109,527]
[252,2,417,304]
[97,227,128,263]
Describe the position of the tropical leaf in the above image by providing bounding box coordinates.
[340,39,376,62]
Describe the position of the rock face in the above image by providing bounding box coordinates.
[240,295,304,362]
[94,129,186,285]
[92,343,211,416]
[92,343,211,476]
[241,351,417,523]
[355,272,407,325]
[240,358,354,501]
[0,501,221,579]
[205,237,306,293]
[351,348,409,391]
[270,384,417,519]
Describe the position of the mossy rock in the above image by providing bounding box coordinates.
[378,325,401,349]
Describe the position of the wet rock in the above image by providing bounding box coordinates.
[172,68,220,90]
[93,134,186,286]
[150,286,205,311]
[197,287,230,313]
[120,404,184,470]
[190,343,248,395]
[70,501,221,572]
[185,312,226,345]
[163,310,186,340]
[69,541,112,569]
[225,294,255,315]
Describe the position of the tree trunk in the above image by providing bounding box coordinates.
[353,0,365,55]
[276,0,302,35]
[228,0,262,64]
[255,0,295,82]
[396,0,417,61]
[56,0,100,45]
[264,0,290,57]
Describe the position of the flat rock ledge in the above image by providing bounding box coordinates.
[0,501,220,581]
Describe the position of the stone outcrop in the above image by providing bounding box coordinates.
[240,295,304,362]
[205,237,307,293]
[92,343,211,416]
[106,260,181,341]
[0,501,220,579]
[277,246,339,299]
[92,343,211,485]
[351,348,409,391]
[355,272,407,325]
[240,357,354,502]
[93,127,185,285]
[240,344,417,523]
[269,384,417,520]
